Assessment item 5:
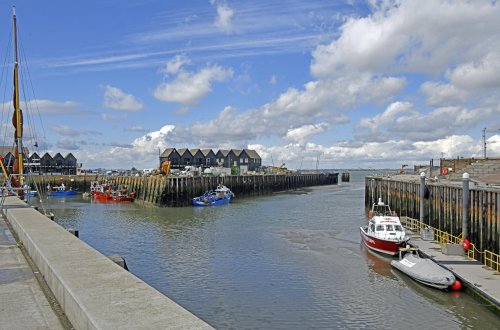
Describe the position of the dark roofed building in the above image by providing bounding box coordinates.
[160,147,261,172]
[0,147,78,175]
[201,149,216,166]
[160,148,181,167]
[190,149,205,166]
[65,153,78,175]
[177,148,193,166]
[215,149,231,167]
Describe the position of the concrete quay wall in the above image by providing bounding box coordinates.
[2,196,213,329]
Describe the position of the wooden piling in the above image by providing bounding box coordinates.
[365,175,499,257]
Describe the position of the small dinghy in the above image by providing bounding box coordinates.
[391,248,457,290]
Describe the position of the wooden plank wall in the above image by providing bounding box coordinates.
[31,173,338,207]
[365,176,499,256]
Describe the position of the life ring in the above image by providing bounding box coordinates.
[463,239,470,251]
[441,168,448,175]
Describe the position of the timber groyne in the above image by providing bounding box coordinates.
[29,173,338,206]
[365,174,499,256]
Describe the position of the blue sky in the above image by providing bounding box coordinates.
[1,0,499,170]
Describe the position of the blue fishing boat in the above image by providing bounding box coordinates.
[47,184,78,197]
[193,185,234,206]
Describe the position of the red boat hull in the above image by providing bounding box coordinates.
[93,191,112,200]
[360,227,408,256]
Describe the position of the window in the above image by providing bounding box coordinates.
[376,225,384,231]
[394,225,403,231]
[385,225,394,231]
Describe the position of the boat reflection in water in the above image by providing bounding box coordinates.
[361,243,398,280]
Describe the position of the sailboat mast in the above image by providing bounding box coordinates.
[12,6,24,184]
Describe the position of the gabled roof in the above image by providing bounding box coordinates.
[245,149,261,159]
[216,149,231,157]
[200,149,215,157]
[40,152,53,159]
[177,148,192,157]
[161,148,177,157]
[53,152,64,159]
[189,148,201,155]
[231,149,243,157]
[65,153,76,160]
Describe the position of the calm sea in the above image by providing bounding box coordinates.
[36,171,499,329]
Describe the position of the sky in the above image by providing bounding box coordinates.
[0,0,499,170]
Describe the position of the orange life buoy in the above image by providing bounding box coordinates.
[441,168,448,175]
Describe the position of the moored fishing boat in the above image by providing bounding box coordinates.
[47,184,78,197]
[193,184,234,206]
[90,181,134,202]
[360,198,410,256]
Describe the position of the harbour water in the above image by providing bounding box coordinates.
[34,171,499,329]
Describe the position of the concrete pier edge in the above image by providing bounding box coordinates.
[2,196,213,329]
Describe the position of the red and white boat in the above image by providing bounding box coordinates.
[90,181,134,202]
[360,198,410,256]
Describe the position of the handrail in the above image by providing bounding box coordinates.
[400,217,497,272]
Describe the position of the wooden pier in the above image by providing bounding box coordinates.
[30,173,338,207]
[365,174,499,256]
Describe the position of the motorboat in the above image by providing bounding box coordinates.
[193,184,234,206]
[360,198,410,256]
[391,248,457,290]
[47,184,78,197]
[90,181,134,202]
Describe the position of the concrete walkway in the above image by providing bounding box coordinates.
[2,196,213,329]
[408,232,500,308]
[0,216,66,329]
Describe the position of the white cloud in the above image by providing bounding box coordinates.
[101,113,128,122]
[103,85,143,111]
[163,55,191,75]
[69,1,500,169]
[56,139,79,150]
[3,100,83,115]
[51,125,100,137]
[154,65,233,106]
[214,4,234,34]
[420,82,470,106]
[269,75,277,85]
[356,101,500,143]
[285,123,329,145]
[311,0,500,78]
[447,52,500,90]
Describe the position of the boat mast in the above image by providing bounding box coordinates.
[12,6,24,186]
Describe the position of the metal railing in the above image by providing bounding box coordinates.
[400,217,498,272]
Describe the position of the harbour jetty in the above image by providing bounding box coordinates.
[365,172,499,256]
[365,168,499,309]
[30,173,338,206]
[1,196,213,329]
